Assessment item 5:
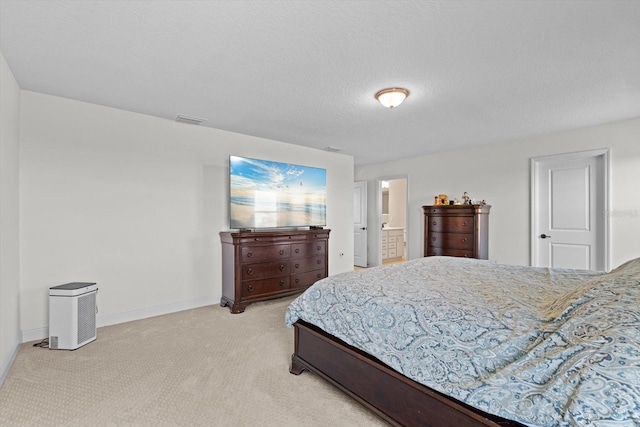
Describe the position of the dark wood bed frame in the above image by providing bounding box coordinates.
[290,320,525,427]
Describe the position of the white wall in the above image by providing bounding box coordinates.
[388,179,406,228]
[356,117,640,269]
[19,91,354,339]
[0,52,21,385]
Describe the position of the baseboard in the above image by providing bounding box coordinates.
[21,295,218,343]
[21,326,48,344]
[97,295,217,328]
[0,344,20,388]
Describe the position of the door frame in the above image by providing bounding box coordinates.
[353,181,368,268]
[530,148,610,270]
[376,174,409,267]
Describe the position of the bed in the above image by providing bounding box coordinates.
[285,256,640,426]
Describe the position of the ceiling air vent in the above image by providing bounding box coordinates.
[175,114,206,125]
[324,146,343,152]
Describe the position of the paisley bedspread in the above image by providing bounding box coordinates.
[285,256,640,426]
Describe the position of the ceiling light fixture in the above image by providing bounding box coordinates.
[375,87,410,109]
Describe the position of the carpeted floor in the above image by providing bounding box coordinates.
[0,296,386,426]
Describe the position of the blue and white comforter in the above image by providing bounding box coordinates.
[285,256,640,426]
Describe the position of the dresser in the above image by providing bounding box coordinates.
[381,228,404,261]
[422,205,491,259]
[219,229,330,313]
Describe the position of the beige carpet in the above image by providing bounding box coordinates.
[0,297,385,426]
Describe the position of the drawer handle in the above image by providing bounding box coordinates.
[295,263,300,268]
[432,236,436,241]
[295,278,300,284]
[431,252,437,256]
[247,285,254,292]
[279,264,285,271]
[295,248,300,253]
[432,221,437,226]
[462,238,468,243]
[316,273,322,279]
[279,249,285,255]
[462,221,468,226]
[254,238,259,241]
[247,252,253,258]
[464,254,469,258]
[316,259,321,264]
[316,245,321,251]
[247,268,254,275]
[279,280,285,287]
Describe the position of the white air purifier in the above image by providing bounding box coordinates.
[49,282,98,350]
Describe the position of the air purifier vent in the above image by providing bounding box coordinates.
[77,292,96,344]
[50,336,59,349]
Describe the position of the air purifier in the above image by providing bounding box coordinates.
[49,282,98,350]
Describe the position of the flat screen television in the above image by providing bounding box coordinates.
[229,155,327,229]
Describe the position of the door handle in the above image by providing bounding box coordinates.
[360,227,367,230]
[540,234,551,239]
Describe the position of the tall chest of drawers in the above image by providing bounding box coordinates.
[422,205,491,259]
[219,229,330,313]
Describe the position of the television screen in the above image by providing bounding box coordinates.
[229,155,327,229]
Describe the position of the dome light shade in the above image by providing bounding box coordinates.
[375,87,410,109]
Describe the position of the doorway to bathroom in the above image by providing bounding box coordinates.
[378,175,408,266]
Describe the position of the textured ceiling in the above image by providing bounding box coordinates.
[1,0,639,165]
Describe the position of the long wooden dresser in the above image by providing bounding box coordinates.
[422,205,491,259]
[219,229,330,313]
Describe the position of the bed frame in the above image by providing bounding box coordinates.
[290,320,525,427]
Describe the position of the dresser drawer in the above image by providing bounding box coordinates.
[241,245,289,262]
[428,216,474,233]
[310,232,330,240]
[426,246,474,258]
[238,234,307,244]
[427,207,474,215]
[242,260,290,280]
[291,241,326,258]
[291,269,326,289]
[273,234,307,242]
[241,277,290,298]
[292,256,325,273]
[428,232,474,250]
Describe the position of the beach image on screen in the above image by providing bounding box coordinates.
[229,156,327,229]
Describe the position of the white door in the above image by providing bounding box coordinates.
[531,149,608,271]
[354,181,368,267]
